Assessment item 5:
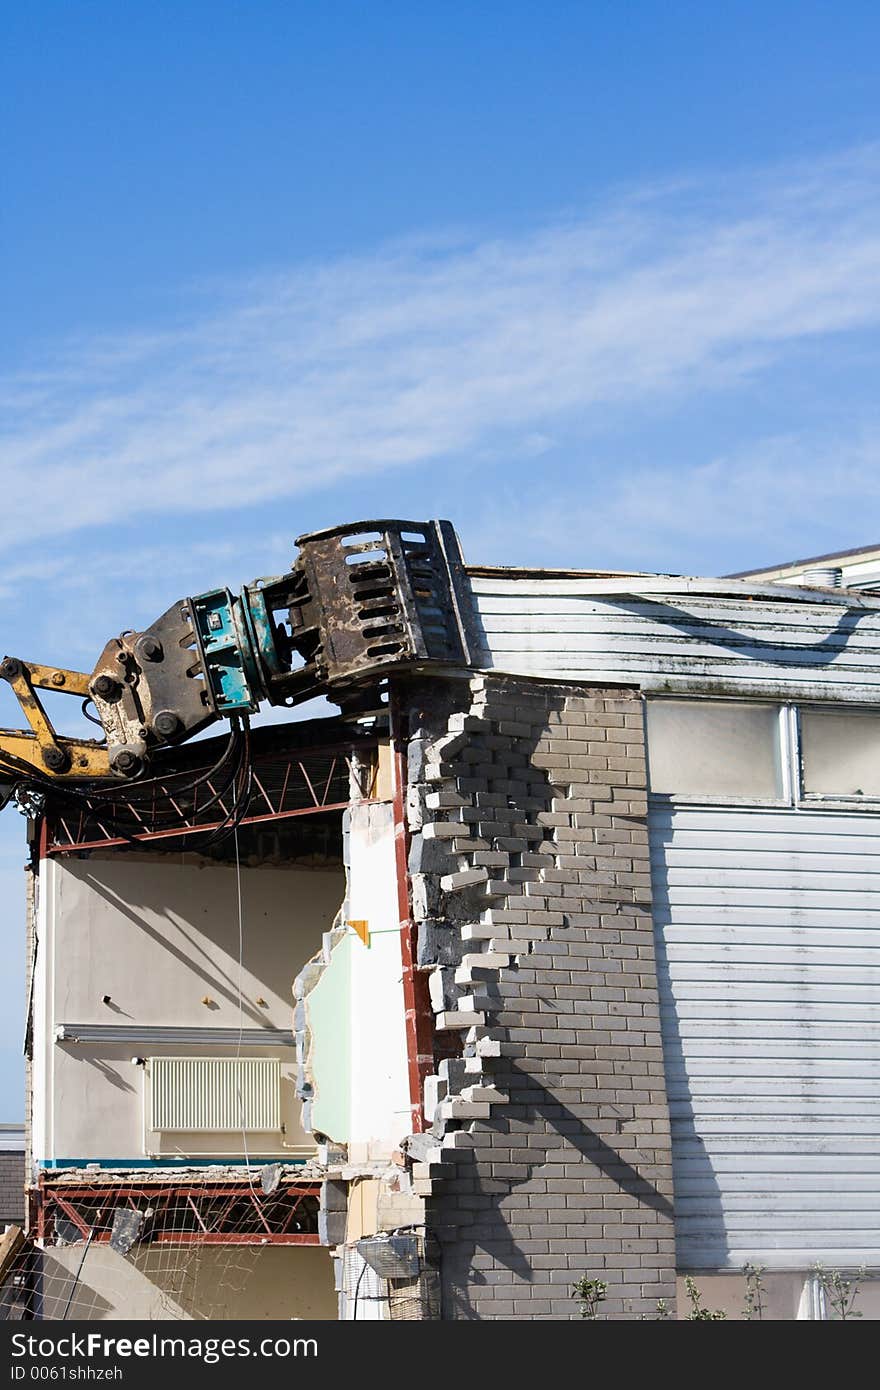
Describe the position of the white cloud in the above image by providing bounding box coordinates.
[3,145,880,551]
[470,426,880,574]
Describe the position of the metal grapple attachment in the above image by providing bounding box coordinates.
[82,519,474,775]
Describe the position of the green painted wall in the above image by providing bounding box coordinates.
[307,933,352,1142]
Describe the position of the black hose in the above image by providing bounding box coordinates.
[0,718,250,848]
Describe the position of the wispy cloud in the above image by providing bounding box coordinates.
[4,145,880,551]
[473,426,880,574]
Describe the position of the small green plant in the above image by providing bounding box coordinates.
[742,1263,766,1320]
[812,1264,865,1320]
[573,1276,608,1319]
[684,1275,727,1320]
[639,1298,673,1321]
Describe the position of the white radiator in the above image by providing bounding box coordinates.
[148,1057,281,1133]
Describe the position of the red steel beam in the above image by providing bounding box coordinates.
[148,1234,320,1246]
[389,685,434,1134]
[38,1184,321,1199]
[49,1193,93,1241]
[35,1182,321,1245]
[46,800,355,854]
[44,736,380,853]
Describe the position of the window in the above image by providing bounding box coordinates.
[646,700,783,799]
[647,698,880,806]
[800,708,880,798]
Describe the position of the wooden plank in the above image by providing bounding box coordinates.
[0,1226,24,1285]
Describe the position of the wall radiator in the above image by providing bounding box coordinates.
[148,1057,281,1132]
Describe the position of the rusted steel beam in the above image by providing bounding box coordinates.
[49,1193,93,1241]
[46,799,355,853]
[38,1184,320,1199]
[149,1233,320,1246]
[248,1193,274,1236]
[184,1195,209,1233]
[390,685,434,1134]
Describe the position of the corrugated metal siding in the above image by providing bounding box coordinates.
[469,578,880,700]
[149,1057,281,1133]
[650,805,880,1270]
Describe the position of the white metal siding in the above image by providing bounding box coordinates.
[469,578,880,701]
[650,805,880,1270]
[149,1057,281,1133]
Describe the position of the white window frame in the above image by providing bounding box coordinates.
[795,704,880,810]
[645,695,880,812]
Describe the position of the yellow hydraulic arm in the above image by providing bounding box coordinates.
[0,657,111,780]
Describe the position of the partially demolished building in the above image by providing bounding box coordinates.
[9,524,880,1319]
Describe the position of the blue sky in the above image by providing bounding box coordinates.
[2,1,880,1113]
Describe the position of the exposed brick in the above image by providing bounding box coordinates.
[410,673,675,1320]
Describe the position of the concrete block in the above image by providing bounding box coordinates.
[440,1130,476,1152]
[438,1057,469,1087]
[421,821,459,840]
[405,1131,442,1164]
[454,953,510,983]
[410,872,439,921]
[435,1010,485,1030]
[435,1099,492,1121]
[440,867,489,893]
[428,966,456,1012]
[408,833,452,875]
[318,1180,348,1247]
[447,713,492,734]
[416,919,460,969]
[456,992,497,1013]
[423,1073,447,1122]
[406,786,426,831]
[426,789,471,810]
[461,1086,508,1105]
[461,922,499,941]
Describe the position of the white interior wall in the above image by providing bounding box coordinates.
[41,1243,337,1320]
[35,854,344,1165]
[345,802,411,1152]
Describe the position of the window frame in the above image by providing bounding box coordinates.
[644,695,880,811]
[796,703,880,808]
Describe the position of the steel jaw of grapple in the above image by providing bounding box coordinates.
[185,518,476,722]
[278,518,475,710]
